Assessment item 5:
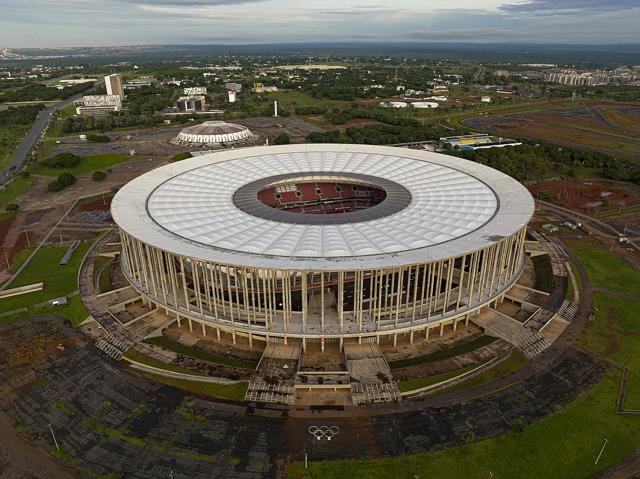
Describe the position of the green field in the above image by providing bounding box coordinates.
[260,91,351,109]
[0,242,92,326]
[576,293,640,408]
[32,153,130,176]
[0,175,35,210]
[566,239,640,295]
[145,336,258,370]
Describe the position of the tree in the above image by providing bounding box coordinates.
[273,133,290,145]
[92,170,107,181]
[86,133,111,143]
[42,152,81,169]
[47,180,65,192]
[57,172,76,187]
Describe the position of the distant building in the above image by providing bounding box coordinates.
[105,74,124,98]
[75,95,122,115]
[176,95,206,112]
[123,78,153,89]
[252,83,278,93]
[184,86,207,95]
[481,96,492,103]
[224,82,242,92]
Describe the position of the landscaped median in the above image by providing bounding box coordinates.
[123,348,249,402]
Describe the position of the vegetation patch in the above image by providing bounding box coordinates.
[145,336,258,370]
[123,348,208,376]
[140,372,249,402]
[398,363,482,393]
[389,336,498,369]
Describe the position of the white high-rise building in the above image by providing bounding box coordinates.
[105,74,124,98]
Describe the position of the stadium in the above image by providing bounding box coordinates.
[171,120,255,147]
[111,144,534,352]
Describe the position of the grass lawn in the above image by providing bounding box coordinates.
[265,91,351,109]
[0,242,92,326]
[287,370,639,479]
[93,255,114,293]
[145,336,258,370]
[140,372,248,401]
[123,348,208,376]
[576,293,640,408]
[398,363,482,393]
[32,153,130,176]
[0,175,35,209]
[565,239,640,296]
[389,336,498,369]
[0,124,31,170]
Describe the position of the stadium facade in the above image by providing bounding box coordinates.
[171,121,254,146]
[111,145,534,350]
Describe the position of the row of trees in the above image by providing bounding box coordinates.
[0,82,90,102]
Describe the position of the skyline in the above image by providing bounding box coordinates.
[1,0,639,48]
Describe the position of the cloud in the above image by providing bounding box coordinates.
[499,0,640,14]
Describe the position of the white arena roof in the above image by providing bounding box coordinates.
[111,144,534,270]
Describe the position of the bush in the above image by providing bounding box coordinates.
[42,152,81,169]
[5,203,19,212]
[86,133,111,143]
[273,133,290,145]
[92,170,106,181]
[47,180,65,192]
[170,152,192,162]
[57,172,76,187]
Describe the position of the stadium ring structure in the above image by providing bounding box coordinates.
[111,144,534,350]
[171,120,255,147]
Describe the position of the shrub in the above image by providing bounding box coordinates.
[42,152,81,169]
[5,203,19,212]
[86,133,111,143]
[47,180,65,192]
[92,170,107,181]
[273,133,290,145]
[57,172,76,187]
[170,152,192,162]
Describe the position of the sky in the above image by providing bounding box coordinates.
[1,0,639,48]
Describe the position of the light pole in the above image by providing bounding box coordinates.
[595,437,609,465]
[47,423,60,452]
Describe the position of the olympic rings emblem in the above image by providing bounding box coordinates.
[308,425,340,440]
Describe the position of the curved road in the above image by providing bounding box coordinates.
[1,81,102,186]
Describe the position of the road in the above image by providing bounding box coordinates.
[1,82,102,186]
[540,200,640,252]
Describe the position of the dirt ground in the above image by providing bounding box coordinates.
[465,102,640,158]
[529,179,639,213]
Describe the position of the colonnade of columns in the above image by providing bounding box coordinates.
[119,226,527,339]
